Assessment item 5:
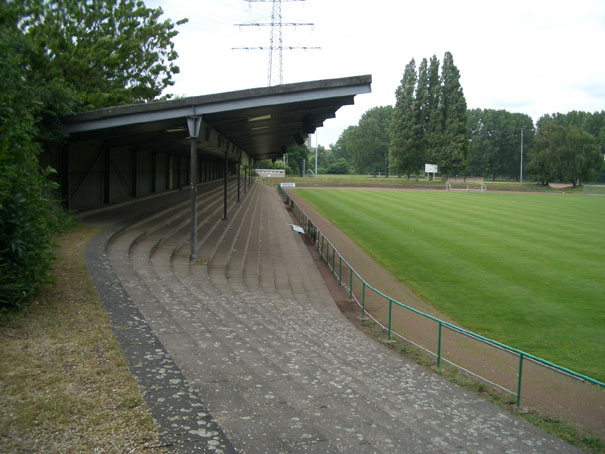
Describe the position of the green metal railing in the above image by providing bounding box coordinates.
[278,185,605,406]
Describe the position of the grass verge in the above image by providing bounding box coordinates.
[0,224,166,453]
[259,174,584,193]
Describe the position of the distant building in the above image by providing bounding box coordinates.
[255,169,286,178]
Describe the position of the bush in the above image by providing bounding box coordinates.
[0,27,69,312]
[327,158,350,174]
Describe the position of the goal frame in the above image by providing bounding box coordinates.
[583,184,605,196]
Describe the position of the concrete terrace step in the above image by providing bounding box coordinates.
[118,186,424,450]
[127,182,236,262]
[110,183,228,266]
[127,244,428,452]
[94,181,580,454]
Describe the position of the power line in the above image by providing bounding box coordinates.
[233,0,319,86]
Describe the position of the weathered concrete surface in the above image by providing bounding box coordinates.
[85,182,580,453]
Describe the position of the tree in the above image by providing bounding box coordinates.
[0,10,68,310]
[333,107,393,175]
[413,58,429,159]
[0,0,186,310]
[528,122,601,186]
[16,0,187,111]
[316,145,334,172]
[438,51,468,178]
[350,106,393,175]
[327,158,349,174]
[389,52,468,179]
[425,55,442,164]
[468,109,535,179]
[390,59,421,176]
[286,145,311,176]
[332,126,357,165]
[538,111,605,153]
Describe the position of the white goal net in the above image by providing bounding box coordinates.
[446,182,487,193]
[583,185,605,196]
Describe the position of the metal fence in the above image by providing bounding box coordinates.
[278,185,605,430]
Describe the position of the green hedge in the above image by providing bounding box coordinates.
[0,29,69,311]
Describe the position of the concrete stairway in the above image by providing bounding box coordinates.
[102,182,578,454]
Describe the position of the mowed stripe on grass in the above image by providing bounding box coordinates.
[295,189,605,381]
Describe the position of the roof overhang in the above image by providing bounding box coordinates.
[64,75,372,161]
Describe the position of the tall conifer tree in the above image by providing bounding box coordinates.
[425,55,442,164]
[389,59,418,176]
[438,51,468,178]
[412,58,429,172]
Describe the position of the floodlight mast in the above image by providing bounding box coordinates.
[234,0,319,86]
[520,128,524,184]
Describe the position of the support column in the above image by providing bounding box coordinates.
[131,147,138,198]
[237,160,241,203]
[103,143,110,204]
[187,116,202,261]
[223,147,228,220]
[151,151,157,193]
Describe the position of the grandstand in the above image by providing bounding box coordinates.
[83,181,579,452]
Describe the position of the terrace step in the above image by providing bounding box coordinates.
[99,181,580,454]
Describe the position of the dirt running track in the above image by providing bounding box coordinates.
[286,187,605,440]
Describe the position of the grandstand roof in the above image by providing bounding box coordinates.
[64,75,372,161]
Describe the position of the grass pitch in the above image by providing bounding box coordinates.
[295,189,605,381]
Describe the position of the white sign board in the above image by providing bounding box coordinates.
[280,182,296,188]
[425,164,438,174]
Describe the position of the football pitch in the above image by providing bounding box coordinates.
[294,189,605,381]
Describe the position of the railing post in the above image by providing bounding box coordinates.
[387,298,392,340]
[437,322,442,367]
[321,235,324,260]
[332,245,335,273]
[339,255,342,284]
[362,282,366,317]
[516,353,524,407]
[349,268,353,298]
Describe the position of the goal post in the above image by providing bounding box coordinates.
[446,182,487,193]
[583,184,605,196]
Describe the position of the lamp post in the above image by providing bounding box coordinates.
[187,116,202,261]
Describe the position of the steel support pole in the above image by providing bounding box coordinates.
[520,129,524,184]
[187,116,201,261]
[190,136,198,259]
[223,147,228,220]
[237,161,241,202]
[103,143,110,204]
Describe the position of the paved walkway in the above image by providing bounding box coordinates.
[84,182,579,453]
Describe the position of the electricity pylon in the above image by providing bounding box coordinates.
[233,0,319,86]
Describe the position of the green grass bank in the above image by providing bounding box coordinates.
[295,188,605,381]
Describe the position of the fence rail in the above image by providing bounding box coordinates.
[278,185,604,408]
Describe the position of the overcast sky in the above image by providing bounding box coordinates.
[147,0,605,147]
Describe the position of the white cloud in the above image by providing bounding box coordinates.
[149,0,605,146]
